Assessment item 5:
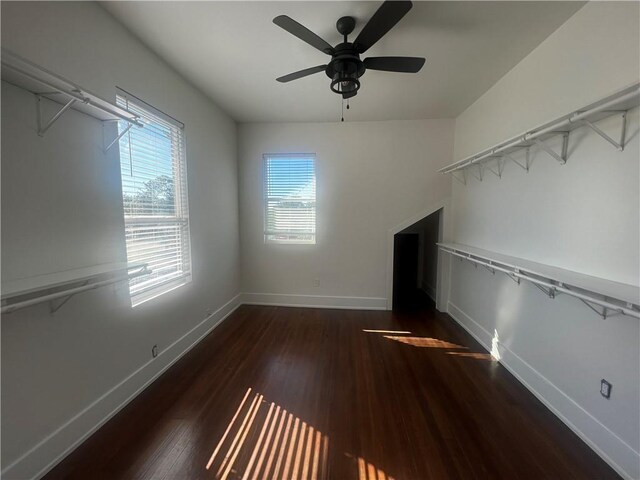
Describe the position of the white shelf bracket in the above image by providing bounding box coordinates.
[581,111,627,151]
[49,280,89,314]
[534,132,569,165]
[483,261,495,275]
[452,169,466,185]
[104,123,132,153]
[577,297,616,319]
[487,158,504,178]
[564,286,624,319]
[465,255,478,268]
[505,269,520,285]
[36,94,87,136]
[470,163,484,182]
[504,150,530,172]
[533,282,557,299]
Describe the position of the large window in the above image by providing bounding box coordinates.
[117,89,191,305]
[264,154,316,244]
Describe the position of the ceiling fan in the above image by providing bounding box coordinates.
[273,0,425,100]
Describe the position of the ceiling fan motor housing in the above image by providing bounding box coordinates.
[326,43,365,94]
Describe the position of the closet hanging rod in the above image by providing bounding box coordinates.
[439,244,639,319]
[1,48,144,127]
[439,83,639,174]
[1,265,151,314]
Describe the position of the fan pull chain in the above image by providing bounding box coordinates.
[341,98,344,122]
[346,99,350,110]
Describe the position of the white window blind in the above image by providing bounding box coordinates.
[264,154,316,244]
[116,89,191,305]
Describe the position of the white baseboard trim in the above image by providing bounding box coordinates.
[3,294,242,480]
[447,301,639,480]
[241,292,387,310]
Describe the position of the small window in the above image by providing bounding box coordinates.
[116,89,191,306]
[264,154,316,244]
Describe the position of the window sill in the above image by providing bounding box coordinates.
[265,240,316,245]
[131,274,191,308]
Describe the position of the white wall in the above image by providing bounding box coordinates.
[239,120,454,308]
[1,3,240,479]
[448,3,640,478]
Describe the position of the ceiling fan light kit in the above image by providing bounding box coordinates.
[273,0,425,120]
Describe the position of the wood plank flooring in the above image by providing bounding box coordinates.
[44,304,620,479]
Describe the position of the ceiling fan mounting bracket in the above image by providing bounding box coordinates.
[336,16,356,36]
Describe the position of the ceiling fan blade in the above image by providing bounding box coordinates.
[276,65,328,83]
[354,1,413,53]
[273,15,334,55]
[364,56,425,73]
[342,90,358,99]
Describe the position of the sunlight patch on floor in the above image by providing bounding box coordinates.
[383,336,467,349]
[357,456,396,480]
[206,388,329,479]
[491,329,501,361]
[362,329,412,334]
[366,328,496,360]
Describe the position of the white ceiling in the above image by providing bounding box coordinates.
[102,1,583,123]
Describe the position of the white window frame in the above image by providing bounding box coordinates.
[263,153,316,245]
[116,88,192,306]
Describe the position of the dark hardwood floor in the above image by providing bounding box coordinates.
[44,303,619,480]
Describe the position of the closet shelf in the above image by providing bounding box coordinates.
[1,48,143,141]
[1,262,150,314]
[439,242,639,319]
[438,83,640,184]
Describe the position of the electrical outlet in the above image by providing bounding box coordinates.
[600,379,612,399]
[313,278,320,287]
[152,344,158,358]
